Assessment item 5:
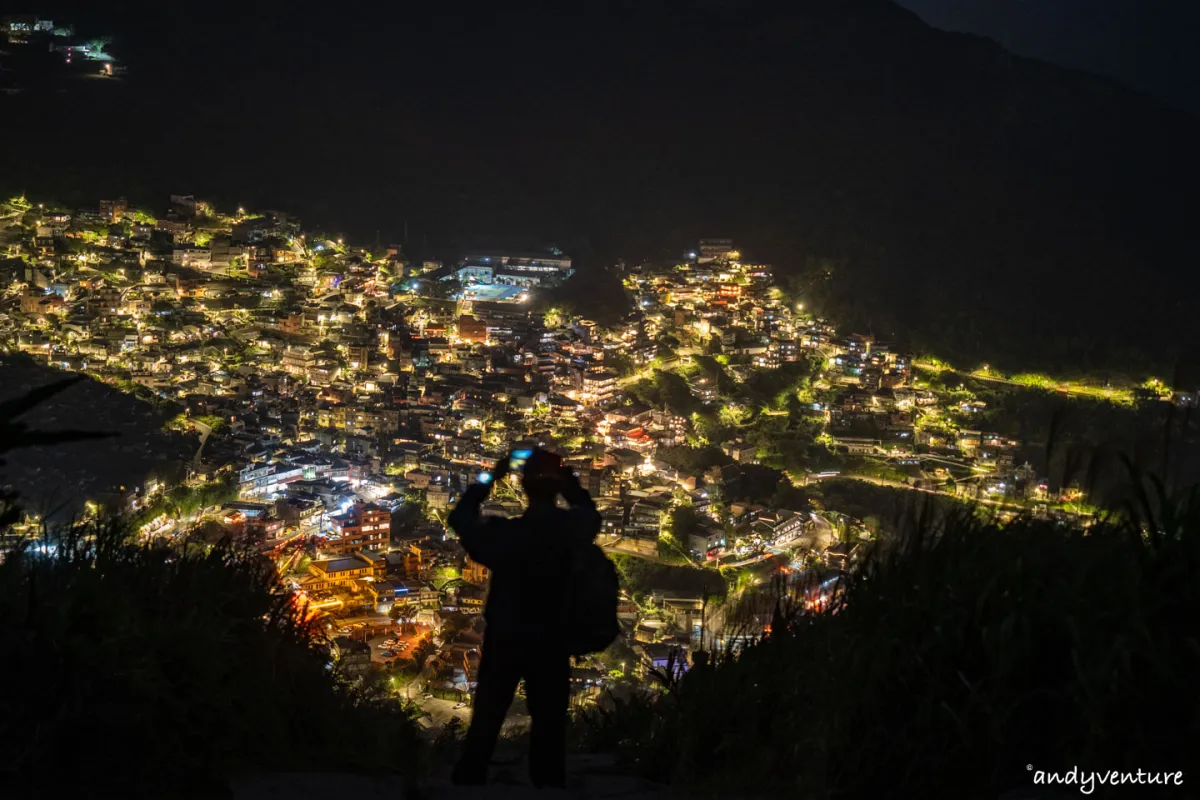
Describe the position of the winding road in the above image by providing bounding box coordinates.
[914,361,1131,403]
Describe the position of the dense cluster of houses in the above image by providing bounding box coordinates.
[1,193,1057,699]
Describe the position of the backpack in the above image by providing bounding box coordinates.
[563,541,620,656]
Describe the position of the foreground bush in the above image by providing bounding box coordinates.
[576,486,1200,798]
[0,523,419,796]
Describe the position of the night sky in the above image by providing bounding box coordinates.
[897,0,1200,113]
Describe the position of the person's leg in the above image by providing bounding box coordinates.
[453,640,521,785]
[524,648,570,788]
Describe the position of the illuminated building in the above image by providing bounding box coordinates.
[324,502,391,555]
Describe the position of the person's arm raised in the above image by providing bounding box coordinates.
[448,455,511,567]
[559,465,601,542]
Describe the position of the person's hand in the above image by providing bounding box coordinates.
[559,464,579,485]
[491,453,512,483]
[557,464,593,507]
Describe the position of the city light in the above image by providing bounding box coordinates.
[3,184,1121,763]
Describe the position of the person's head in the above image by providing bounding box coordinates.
[520,448,563,507]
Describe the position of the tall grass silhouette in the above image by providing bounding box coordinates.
[0,378,420,795]
[573,464,1200,798]
[0,522,421,795]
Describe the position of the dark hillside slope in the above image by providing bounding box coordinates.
[607,0,1200,375]
[2,0,1196,374]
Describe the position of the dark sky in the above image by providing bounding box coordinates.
[897,0,1200,113]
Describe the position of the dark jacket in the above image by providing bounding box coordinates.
[448,473,601,641]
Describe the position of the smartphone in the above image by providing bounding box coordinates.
[509,449,534,471]
[476,472,493,484]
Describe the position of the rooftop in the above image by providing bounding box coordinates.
[312,556,372,574]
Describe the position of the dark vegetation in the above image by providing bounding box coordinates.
[0,524,419,796]
[576,483,1200,797]
[0,373,114,527]
[625,370,698,416]
[809,477,965,537]
[129,474,239,526]
[0,384,419,796]
[653,446,808,509]
[628,354,832,477]
[610,553,725,603]
[653,445,726,476]
[0,358,194,522]
[0,365,1194,797]
[533,262,630,327]
[737,358,820,407]
[926,370,1200,506]
[742,409,836,476]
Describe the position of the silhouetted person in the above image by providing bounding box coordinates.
[448,448,601,788]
